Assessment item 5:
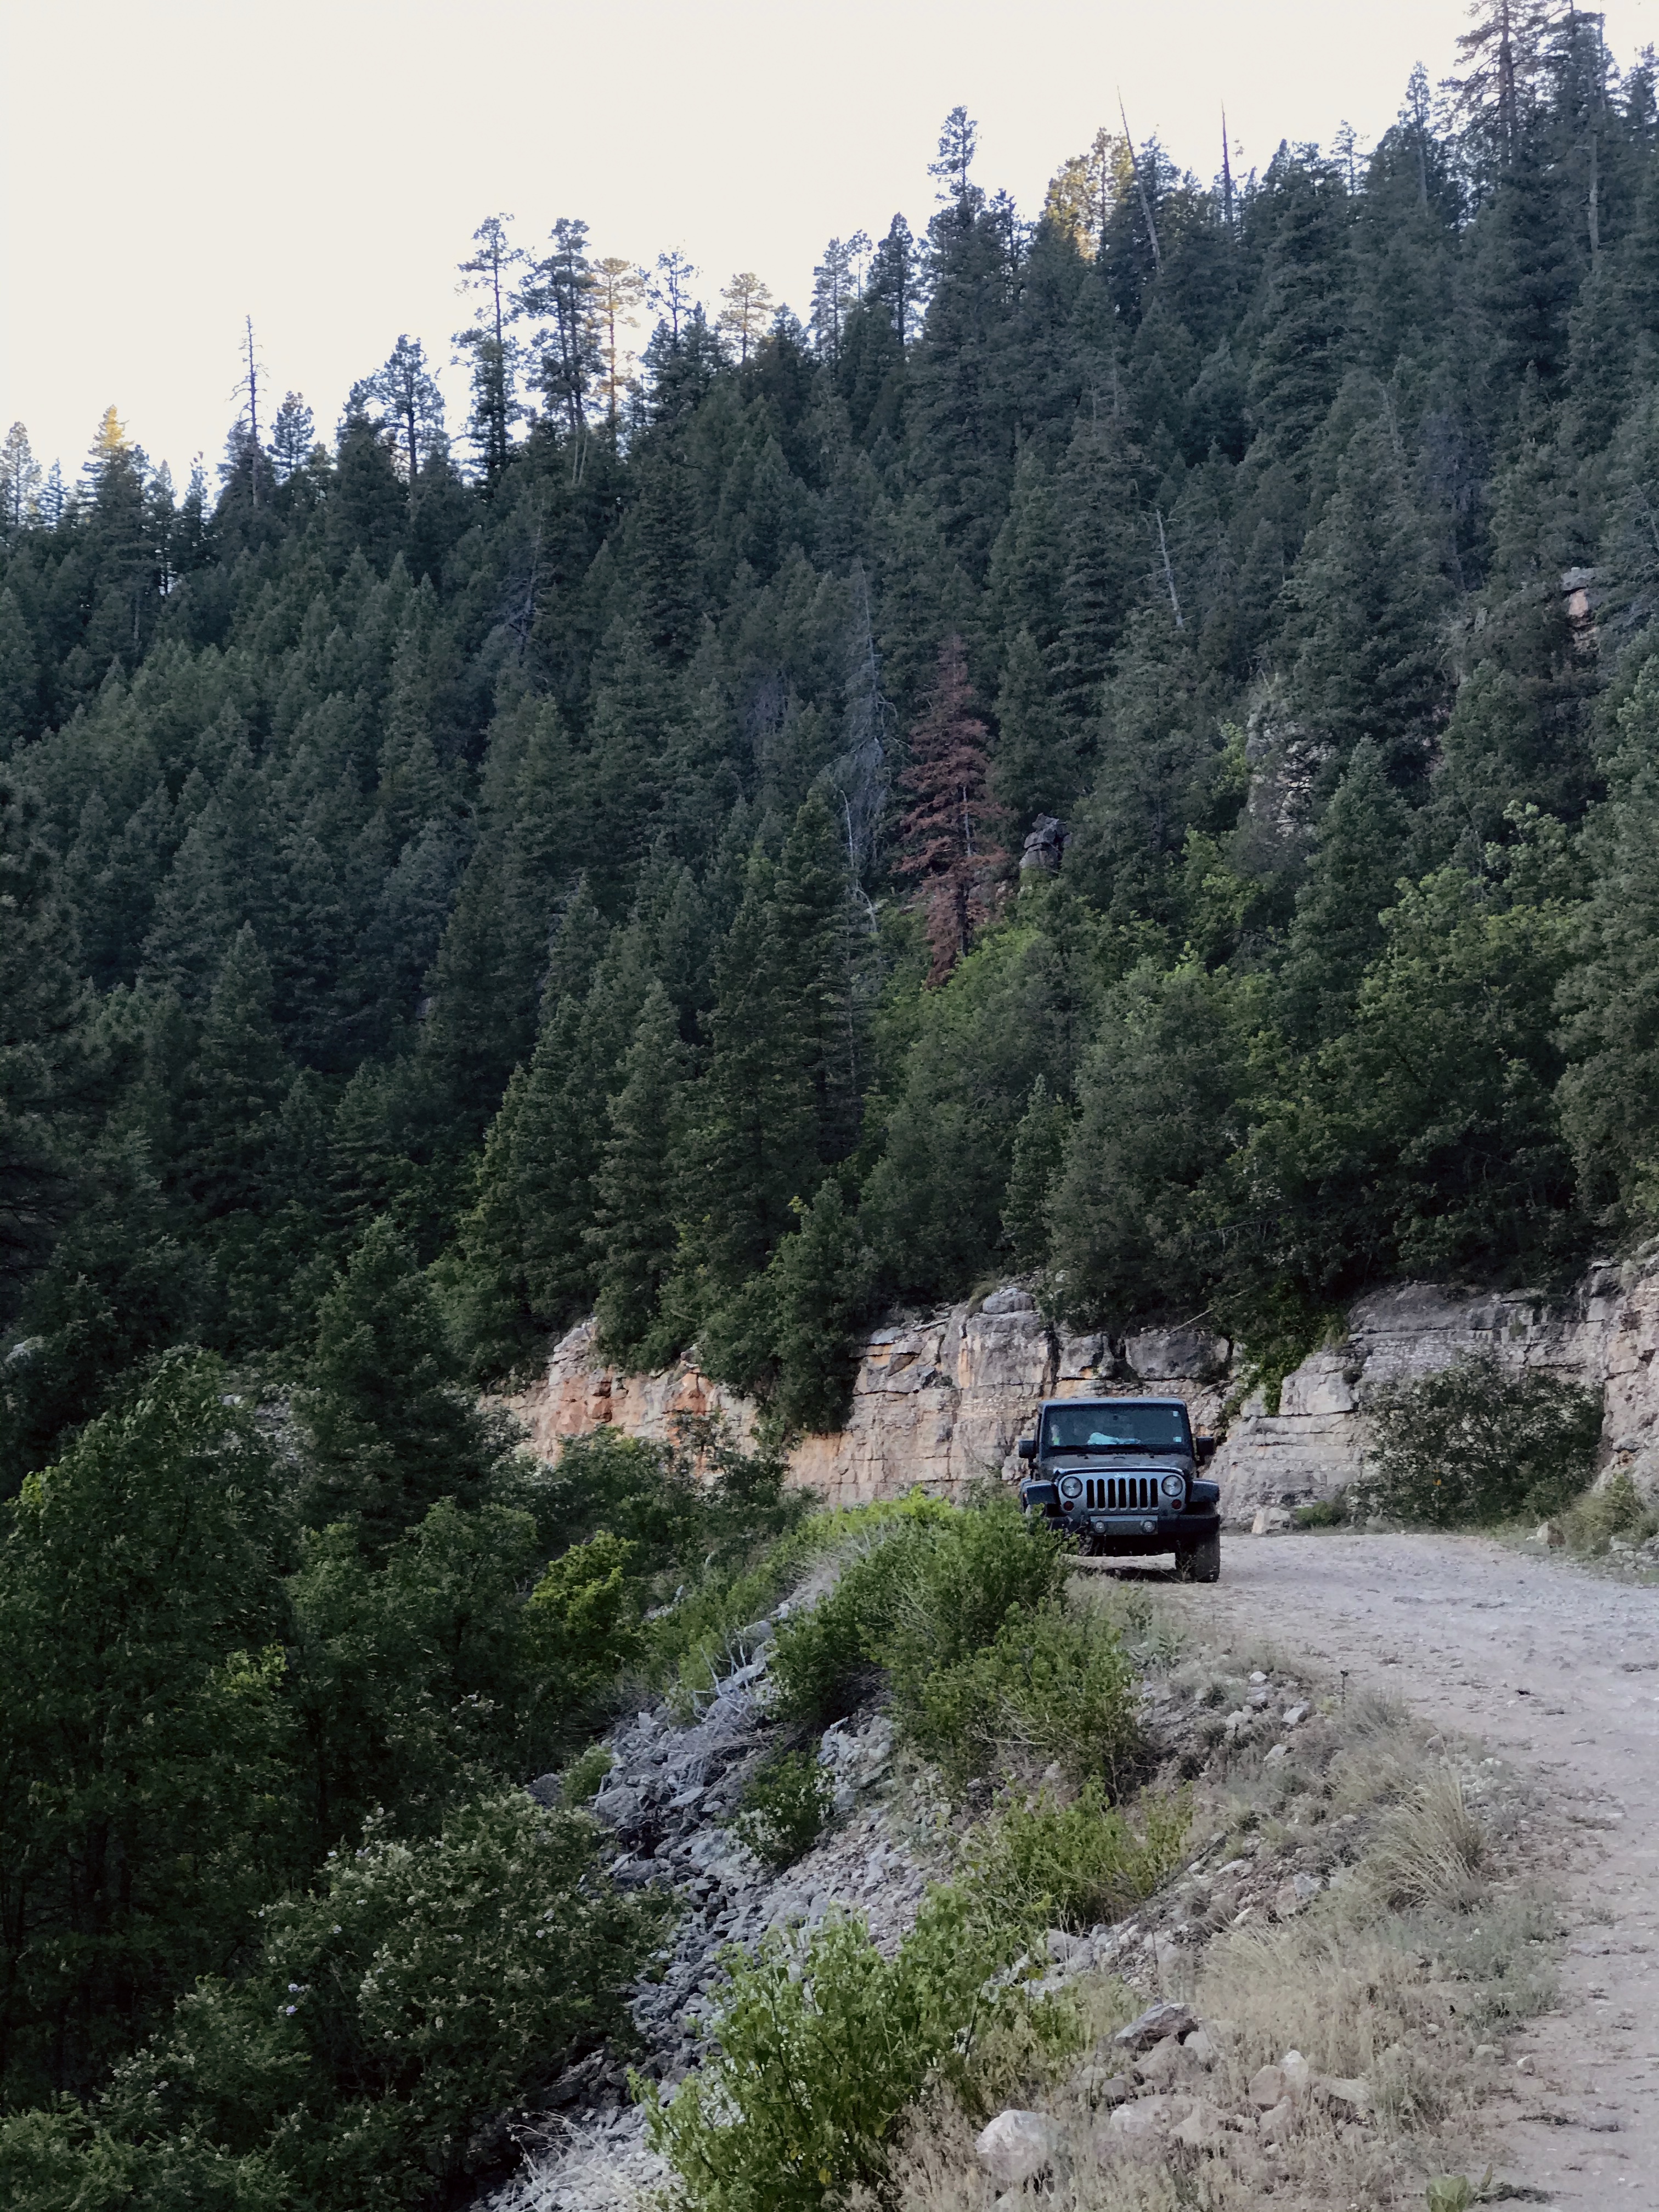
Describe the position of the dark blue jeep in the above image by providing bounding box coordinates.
[1017,1395,1222,1581]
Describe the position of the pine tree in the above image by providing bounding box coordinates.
[454,215,524,481]
[0,781,88,1320]
[1245,152,1352,470]
[898,637,1004,983]
[993,627,1082,828]
[1002,1075,1073,1268]
[1559,658,1659,1231]
[1278,737,1413,1039]
[674,855,816,1312]
[591,981,687,1364]
[1283,414,1452,786]
[0,588,40,753]
[1053,416,1148,723]
[773,789,860,1163]
[301,1216,509,1550]
[184,923,291,1222]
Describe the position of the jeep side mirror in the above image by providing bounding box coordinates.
[1195,1435,1217,1464]
[1017,1436,1037,1460]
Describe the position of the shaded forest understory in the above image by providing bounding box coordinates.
[7,5,1659,2198]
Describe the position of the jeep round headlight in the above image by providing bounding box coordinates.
[1059,1475,1084,1503]
[1160,1474,1185,1499]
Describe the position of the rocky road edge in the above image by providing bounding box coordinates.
[477,1612,1468,2212]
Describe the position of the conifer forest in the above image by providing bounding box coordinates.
[4,4,1659,2199]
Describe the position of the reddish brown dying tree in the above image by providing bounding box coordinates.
[897,635,1006,984]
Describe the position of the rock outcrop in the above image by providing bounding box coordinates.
[507,1254,1659,1527]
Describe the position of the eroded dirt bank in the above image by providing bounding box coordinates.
[1169,1532,1659,2208]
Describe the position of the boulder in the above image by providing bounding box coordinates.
[1114,2000,1200,2051]
[1078,2068,1132,2107]
[1020,815,1068,873]
[1170,2099,1232,2150]
[1124,1325,1228,1382]
[1252,1504,1294,1536]
[1181,2029,1217,2067]
[1135,2037,1198,2089]
[974,2108,1062,2187]
[1281,2050,1312,2098]
[1248,2063,1286,2108]
[980,1285,1038,1315]
[1257,2094,1296,2143]
[1318,2075,1371,2117]
[1104,2094,1190,2141]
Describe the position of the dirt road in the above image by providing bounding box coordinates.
[1154,1531,1659,2208]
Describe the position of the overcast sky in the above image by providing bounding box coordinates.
[4,0,1658,486]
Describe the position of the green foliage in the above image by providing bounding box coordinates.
[559,1743,614,1805]
[906,1600,1139,1792]
[1361,1353,1602,1528]
[16,62,1659,2191]
[0,1352,294,2103]
[1294,1491,1350,1528]
[961,1781,1190,1931]
[1559,1468,1659,1554]
[523,1529,644,1712]
[2,1793,661,2212]
[727,1748,833,1869]
[768,1495,1128,1798]
[300,1216,515,1551]
[642,1887,1081,2212]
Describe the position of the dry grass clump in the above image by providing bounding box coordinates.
[1367,1769,1489,1911]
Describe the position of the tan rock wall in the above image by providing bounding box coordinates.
[506,1259,1659,1527]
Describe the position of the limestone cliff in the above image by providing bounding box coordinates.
[507,1255,1659,1526]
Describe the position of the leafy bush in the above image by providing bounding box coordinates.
[0,1793,662,2212]
[641,1887,1081,2212]
[962,1781,1190,1931]
[1294,1491,1350,1528]
[878,1493,1067,1699]
[727,1749,832,1869]
[523,1528,643,1712]
[559,1742,614,1805]
[766,1497,955,1726]
[907,1601,1139,1791]
[1361,1354,1601,1527]
[770,1498,1124,1791]
[1560,1467,1659,1553]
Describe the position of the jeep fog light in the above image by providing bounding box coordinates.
[1160,1474,1184,1499]
[1059,1475,1083,1503]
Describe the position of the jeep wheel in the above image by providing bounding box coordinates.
[1175,1534,1221,1583]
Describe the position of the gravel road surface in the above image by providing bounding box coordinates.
[1154,1531,1659,2208]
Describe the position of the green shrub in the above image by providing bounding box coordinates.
[523,1528,643,1714]
[878,1493,1067,1697]
[962,1781,1190,1931]
[0,1794,663,2212]
[1559,1468,1659,1553]
[909,1601,1140,1791]
[727,1749,832,1869]
[1294,1491,1350,1528]
[641,1887,1081,2212]
[767,1497,955,1726]
[1361,1355,1601,1528]
[559,1742,614,1805]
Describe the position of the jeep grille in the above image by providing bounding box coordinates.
[1083,1475,1161,1510]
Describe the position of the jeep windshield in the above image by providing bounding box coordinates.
[1042,1404,1191,1453]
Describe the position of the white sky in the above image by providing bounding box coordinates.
[4,0,1657,485]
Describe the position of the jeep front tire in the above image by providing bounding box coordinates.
[1176,1533,1221,1583]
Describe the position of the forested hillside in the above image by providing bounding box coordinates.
[5,7,1659,2190]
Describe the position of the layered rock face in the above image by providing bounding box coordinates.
[507,1257,1659,1526]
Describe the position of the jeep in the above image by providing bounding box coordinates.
[1017,1396,1221,1581]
